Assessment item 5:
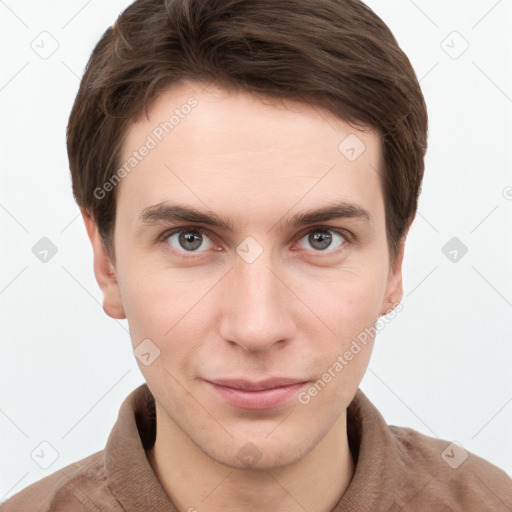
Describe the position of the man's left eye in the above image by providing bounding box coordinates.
[296,229,346,252]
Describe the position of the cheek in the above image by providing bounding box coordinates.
[115,254,175,341]
[295,263,386,338]
[291,264,387,389]
[117,254,219,357]
[300,288,380,410]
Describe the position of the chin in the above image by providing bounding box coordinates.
[196,426,316,472]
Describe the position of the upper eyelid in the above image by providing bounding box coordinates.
[159,226,214,243]
[305,225,352,238]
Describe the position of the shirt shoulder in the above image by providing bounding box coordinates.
[0,450,123,512]
[389,425,512,511]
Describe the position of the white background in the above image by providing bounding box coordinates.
[1,0,511,503]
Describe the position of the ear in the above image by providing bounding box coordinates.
[81,209,126,320]
[380,235,406,316]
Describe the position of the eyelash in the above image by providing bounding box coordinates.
[158,225,354,260]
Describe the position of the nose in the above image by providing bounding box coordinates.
[218,248,295,352]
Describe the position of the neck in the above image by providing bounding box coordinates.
[147,404,355,512]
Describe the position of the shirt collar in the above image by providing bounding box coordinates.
[105,383,401,511]
[105,384,177,511]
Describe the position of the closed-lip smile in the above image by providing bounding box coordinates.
[204,377,309,410]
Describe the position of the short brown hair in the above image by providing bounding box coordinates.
[67,0,428,263]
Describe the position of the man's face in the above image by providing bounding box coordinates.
[86,81,404,469]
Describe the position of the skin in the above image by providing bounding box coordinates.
[83,81,406,512]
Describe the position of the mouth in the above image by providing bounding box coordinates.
[204,378,309,410]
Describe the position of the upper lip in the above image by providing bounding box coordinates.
[206,378,307,391]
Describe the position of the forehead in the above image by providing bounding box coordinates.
[116,81,383,226]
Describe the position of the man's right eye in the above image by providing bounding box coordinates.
[161,227,216,254]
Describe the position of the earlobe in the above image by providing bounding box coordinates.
[81,209,126,320]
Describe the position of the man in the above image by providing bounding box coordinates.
[3,0,511,510]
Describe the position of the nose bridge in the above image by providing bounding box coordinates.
[219,242,292,351]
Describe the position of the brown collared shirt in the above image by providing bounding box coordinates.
[2,384,511,511]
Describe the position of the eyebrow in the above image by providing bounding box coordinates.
[137,201,371,231]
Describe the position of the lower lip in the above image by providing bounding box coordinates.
[206,381,307,410]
